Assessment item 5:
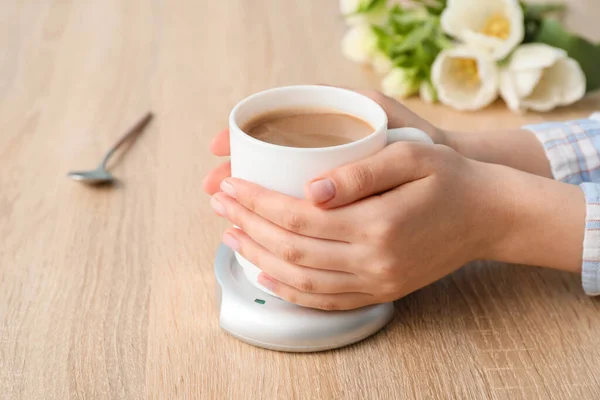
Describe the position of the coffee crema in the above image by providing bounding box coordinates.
[241,108,373,148]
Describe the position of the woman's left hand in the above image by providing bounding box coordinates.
[210,141,506,310]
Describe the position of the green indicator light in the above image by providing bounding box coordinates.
[254,298,266,305]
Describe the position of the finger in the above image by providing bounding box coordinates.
[209,129,230,156]
[202,161,231,195]
[305,142,433,208]
[212,192,356,271]
[217,178,355,241]
[224,229,362,294]
[258,273,376,311]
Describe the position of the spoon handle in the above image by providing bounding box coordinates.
[99,112,154,169]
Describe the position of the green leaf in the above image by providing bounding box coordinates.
[413,44,427,67]
[372,25,394,55]
[534,18,600,92]
[410,0,446,8]
[366,2,447,79]
[425,5,445,16]
[391,19,436,54]
[388,3,403,16]
[415,0,447,16]
[523,18,542,43]
[390,8,428,26]
[434,28,454,49]
[522,3,565,20]
[521,2,566,42]
[392,54,411,68]
[388,5,435,35]
[355,0,387,14]
[371,25,390,43]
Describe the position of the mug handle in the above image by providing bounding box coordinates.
[386,127,434,145]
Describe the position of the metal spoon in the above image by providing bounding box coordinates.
[68,112,153,184]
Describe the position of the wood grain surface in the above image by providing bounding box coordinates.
[2,1,600,399]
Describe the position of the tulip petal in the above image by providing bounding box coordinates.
[513,69,543,98]
[520,71,561,112]
[341,25,377,64]
[442,0,491,41]
[499,43,587,112]
[508,43,567,71]
[519,56,586,111]
[420,81,437,104]
[441,0,524,60]
[432,47,499,111]
[500,69,522,112]
[340,0,360,14]
[372,52,393,74]
[554,58,587,106]
[340,0,387,26]
[382,68,419,99]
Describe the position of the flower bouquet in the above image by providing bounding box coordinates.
[340,0,600,112]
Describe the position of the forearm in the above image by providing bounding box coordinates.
[482,161,585,273]
[446,129,553,179]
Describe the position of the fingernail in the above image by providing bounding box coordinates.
[222,232,240,251]
[258,273,276,290]
[309,179,336,203]
[210,196,226,215]
[220,179,236,198]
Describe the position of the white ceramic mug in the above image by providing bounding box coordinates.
[229,85,433,296]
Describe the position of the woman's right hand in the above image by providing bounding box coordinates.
[202,88,447,196]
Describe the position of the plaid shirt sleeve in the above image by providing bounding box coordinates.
[523,114,600,296]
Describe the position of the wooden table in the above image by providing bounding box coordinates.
[2,1,600,399]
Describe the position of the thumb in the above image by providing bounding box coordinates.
[304,142,431,208]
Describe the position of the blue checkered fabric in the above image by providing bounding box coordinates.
[524,114,600,296]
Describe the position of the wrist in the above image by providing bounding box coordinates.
[442,129,488,162]
[442,129,486,163]
[440,128,554,179]
[480,162,585,272]
[441,129,461,153]
[464,160,514,261]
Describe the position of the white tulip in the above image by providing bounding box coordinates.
[382,68,419,99]
[431,47,499,111]
[441,0,524,60]
[340,0,387,26]
[371,52,393,74]
[420,81,437,104]
[499,44,586,112]
[341,25,378,64]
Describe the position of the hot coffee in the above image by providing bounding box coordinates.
[241,108,373,148]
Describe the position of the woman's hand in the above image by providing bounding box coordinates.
[202,89,447,195]
[210,142,502,310]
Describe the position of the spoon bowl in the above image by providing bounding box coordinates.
[67,168,115,184]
